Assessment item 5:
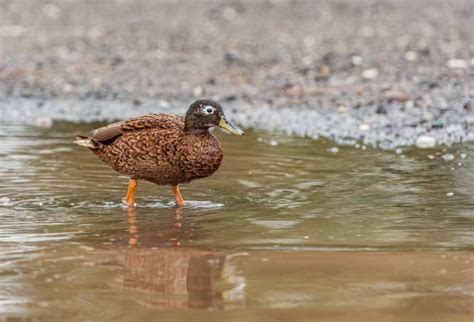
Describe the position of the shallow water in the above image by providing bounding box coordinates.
[0,123,473,321]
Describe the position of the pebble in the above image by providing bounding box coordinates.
[192,86,204,97]
[33,117,54,128]
[328,146,339,153]
[447,59,467,69]
[416,135,436,148]
[361,68,378,80]
[395,148,403,155]
[442,153,455,161]
[428,155,435,160]
[269,139,279,146]
[351,55,363,65]
[404,51,418,61]
[225,50,243,64]
[446,192,454,197]
[358,124,370,131]
[157,99,170,107]
[460,153,467,159]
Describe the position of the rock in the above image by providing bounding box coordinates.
[225,50,243,64]
[447,59,467,69]
[361,68,378,80]
[431,120,444,129]
[442,153,455,161]
[33,116,53,128]
[404,51,418,61]
[376,105,387,114]
[416,135,436,148]
[328,146,339,153]
[192,86,204,97]
[383,89,410,102]
[358,124,370,131]
[351,55,363,66]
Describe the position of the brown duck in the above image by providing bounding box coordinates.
[74,99,244,207]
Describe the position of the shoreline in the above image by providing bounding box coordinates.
[1,97,472,149]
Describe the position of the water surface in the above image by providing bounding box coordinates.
[0,123,473,321]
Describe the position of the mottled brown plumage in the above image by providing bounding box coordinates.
[75,99,244,206]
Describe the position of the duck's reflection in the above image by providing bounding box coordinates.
[122,207,226,309]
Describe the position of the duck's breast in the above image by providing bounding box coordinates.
[180,133,223,182]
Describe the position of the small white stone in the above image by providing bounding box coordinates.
[269,139,279,146]
[405,100,414,109]
[158,99,170,107]
[405,51,418,61]
[192,86,204,97]
[442,153,455,161]
[337,105,348,113]
[460,153,467,159]
[361,68,378,80]
[34,117,54,128]
[428,155,435,160]
[304,236,309,239]
[358,124,370,131]
[328,147,339,153]
[62,83,73,93]
[416,135,436,149]
[395,148,403,155]
[446,192,454,197]
[351,55,363,65]
[447,59,467,69]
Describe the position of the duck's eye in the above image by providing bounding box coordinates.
[202,106,215,115]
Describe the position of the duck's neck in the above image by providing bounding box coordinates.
[184,126,210,135]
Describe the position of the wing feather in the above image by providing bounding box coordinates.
[91,114,184,145]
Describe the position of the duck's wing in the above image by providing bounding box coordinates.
[91,114,184,145]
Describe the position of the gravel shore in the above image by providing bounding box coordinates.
[0,0,473,148]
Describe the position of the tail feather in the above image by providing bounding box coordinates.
[74,135,99,149]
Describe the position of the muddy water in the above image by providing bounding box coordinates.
[0,123,473,322]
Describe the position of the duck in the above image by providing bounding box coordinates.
[74,99,244,207]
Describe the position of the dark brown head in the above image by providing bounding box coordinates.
[184,99,244,135]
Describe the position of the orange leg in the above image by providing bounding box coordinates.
[123,178,137,207]
[172,185,185,206]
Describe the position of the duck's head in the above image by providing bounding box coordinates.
[184,99,244,135]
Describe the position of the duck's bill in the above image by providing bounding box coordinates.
[218,118,244,135]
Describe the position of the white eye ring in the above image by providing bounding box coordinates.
[202,106,215,115]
